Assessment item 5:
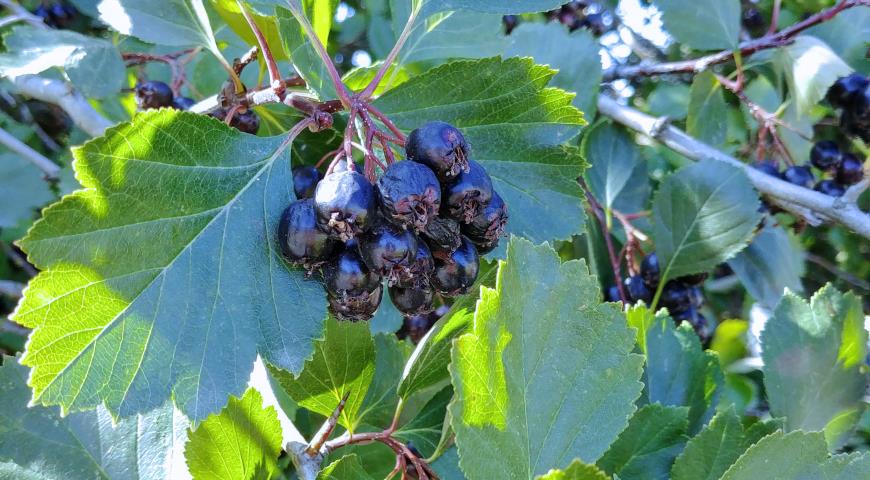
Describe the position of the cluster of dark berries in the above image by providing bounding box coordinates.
[397,305,449,344]
[754,141,864,199]
[606,253,712,343]
[827,73,869,142]
[278,122,508,322]
[33,1,78,29]
[543,2,605,34]
[134,81,196,112]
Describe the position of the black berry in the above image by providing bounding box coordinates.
[605,284,621,302]
[314,170,377,242]
[397,312,439,344]
[277,199,339,270]
[34,2,77,29]
[397,240,435,289]
[689,286,704,308]
[358,222,419,286]
[640,253,660,288]
[503,15,519,34]
[431,236,479,297]
[742,7,765,30]
[827,73,869,108]
[231,110,260,135]
[783,165,815,188]
[389,285,435,317]
[421,217,462,260]
[677,272,709,286]
[810,141,842,171]
[581,13,606,35]
[406,121,470,182]
[293,166,322,200]
[377,161,441,232]
[462,191,508,254]
[660,281,692,314]
[754,162,782,179]
[324,242,383,322]
[173,97,196,110]
[836,153,864,185]
[815,180,846,197]
[674,307,712,345]
[624,275,651,304]
[135,81,174,110]
[443,160,494,224]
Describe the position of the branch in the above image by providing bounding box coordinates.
[597,95,870,239]
[603,0,868,80]
[0,127,60,179]
[10,75,112,137]
[0,280,23,299]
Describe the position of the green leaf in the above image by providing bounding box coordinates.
[317,454,375,480]
[671,407,746,480]
[807,8,870,70]
[421,0,565,15]
[11,110,326,422]
[686,72,727,148]
[625,304,656,355]
[184,388,282,480]
[582,121,649,213]
[343,63,411,98]
[276,6,338,101]
[431,447,465,480]
[211,0,287,61]
[0,153,54,228]
[97,0,216,47]
[597,404,689,480]
[375,57,588,257]
[727,225,804,310]
[761,285,868,448]
[269,317,375,430]
[720,431,829,480]
[644,317,722,434]
[395,386,452,459]
[450,237,644,479]
[0,356,190,480]
[651,159,762,285]
[536,460,609,480]
[775,36,852,115]
[0,26,124,98]
[655,0,740,50]
[646,83,690,120]
[357,334,412,428]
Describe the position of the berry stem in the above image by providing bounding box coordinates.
[359,5,420,100]
[767,0,782,36]
[366,104,407,144]
[236,0,284,95]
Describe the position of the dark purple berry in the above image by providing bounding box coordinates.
[292,166,322,200]
[277,199,339,270]
[389,285,435,317]
[581,13,606,35]
[503,15,519,34]
[358,222,419,286]
[815,180,846,197]
[377,161,441,232]
[742,8,765,30]
[421,217,462,260]
[689,286,704,308]
[754,162,782,179]
[135,81,174,110]
[624,275,651,304]
[640,253,660,288]
[397,241,435,289]
[674,307,712,344]
[397,312,439,344]
[431,236,479,297]
[837,153,864,185]
[605,284,621,302]
[406,121,470,182]
[783,165,815,188]
[173,96,196,110]
[462,191,508,254]
[827,73,869,108]
[841,88,870,142]
[677,271,709,286]
[810,141,842,171]
[661,281,692,314]
[443,160,494,224]
[324,242,382,322]
[314,170,377,242]
[231,110,260,135]
[48,3,75,28]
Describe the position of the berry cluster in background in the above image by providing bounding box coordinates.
[278,122,508,322]
[503,1,608,35]
[827,73,869,143]
[606,253,712,344]
[32,0,77,29]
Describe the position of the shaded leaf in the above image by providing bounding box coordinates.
[671,407,746,480]
[395,386,452,459]
[720,431,829,479]
[687,72,727,148]
[276,6,338,101]
[97,0,216,48]
[318,454,375,480]
[727,225,803,310]
[582,121,649,213]
[421,0,565,15]
[775,36,852,115]
[357,334,412,428]
[656,0,740,50]
[0,153,55,228]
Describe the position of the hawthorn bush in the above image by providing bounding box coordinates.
[0,0,869,479]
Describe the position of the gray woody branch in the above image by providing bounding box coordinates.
[9,75,112,137]
[597,95,870,239]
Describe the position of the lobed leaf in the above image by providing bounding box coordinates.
[727,225,804,310]
[0,153,55,228]
[655,0,740,51]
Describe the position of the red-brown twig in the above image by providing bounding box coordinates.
[122,48,198,97]
[578,177,628,303]
[236,0,284,95]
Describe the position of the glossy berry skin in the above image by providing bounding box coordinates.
[173,97,196,110]
[443,160,494,224]
[837,153,865,185]
[432,236,479,297]
[324,243,382,321]
[624,275,651,304]
[377,161,441,232]
[397,312,439,344]
[815,180,846,197]
[754,162,782,179]
[398,241,435,289]
[389,285,435,317]
[277,199,339,269]
[315,170,377,242]
[782,165,815,189]
[406,121,470,182]
[605,284,621,303]
[292,166,322,200]
[660,281,692,314]
[462,191,508,254]
[810,141,842,171]
[827,73,869,108]
[231,110,260,135]
[640,253,660,288]
[135,81,174,110]
[421,217,462,259]
[358,222,419,286]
